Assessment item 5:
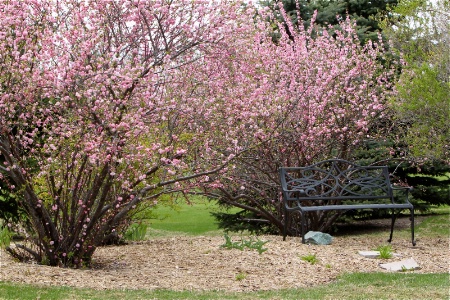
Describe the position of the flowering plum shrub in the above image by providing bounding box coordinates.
[191,6,399,235]
[0,0,252,267]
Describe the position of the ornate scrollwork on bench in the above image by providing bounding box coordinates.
[280,159,415,245]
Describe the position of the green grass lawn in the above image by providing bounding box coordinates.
[385,205,449,242]
[146,197,223,236]
[0,273,447,300]
[415,207,449,237]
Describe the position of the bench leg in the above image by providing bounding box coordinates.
[410,208,416,246]
[301,212,306,244]
[389,209,416,246]
[283,209,288,241]
[388,209,400,243]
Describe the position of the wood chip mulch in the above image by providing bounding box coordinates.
[0,227,448,292]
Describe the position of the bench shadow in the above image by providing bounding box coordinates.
[332,215,423,237]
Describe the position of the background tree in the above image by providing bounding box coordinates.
[377,0,449,208]
[381,0,449,160]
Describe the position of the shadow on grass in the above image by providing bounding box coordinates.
[333,207,448,239]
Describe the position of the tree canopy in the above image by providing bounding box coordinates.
[381,0,449,162]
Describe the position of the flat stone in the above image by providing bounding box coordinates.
[379,258,420,271]
[304,231,333,245]
[358,251,402,258]
[358,250,381,258]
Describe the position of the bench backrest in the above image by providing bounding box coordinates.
[280,159,393,203]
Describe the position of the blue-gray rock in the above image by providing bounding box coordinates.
[304,231,333,245]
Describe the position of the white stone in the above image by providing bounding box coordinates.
[358,250,381,258]
[379,258,420,271]
[358,250,402,258]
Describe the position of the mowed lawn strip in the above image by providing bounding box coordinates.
[0,273,447,300]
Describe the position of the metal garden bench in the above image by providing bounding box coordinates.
[279,159,416,245]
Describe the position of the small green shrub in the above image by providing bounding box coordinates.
[400,265,414,272]
[124,223,148,241]
[375,245,393,259]
[300,253,318,265]
[0,225,11,248]
[220,233,268,254]
[235,272,247,281]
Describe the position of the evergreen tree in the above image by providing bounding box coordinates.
[261,0,398,43]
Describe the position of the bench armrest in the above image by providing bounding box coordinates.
[391,185,413,204]
[391,185,413,192]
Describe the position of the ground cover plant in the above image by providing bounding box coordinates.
[220,232,268,254]
[0,225,11,248]
[122,222,148,242]
[375,244,394,259]
[300,253,318,265]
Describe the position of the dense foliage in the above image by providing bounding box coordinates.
[382,0,449,162]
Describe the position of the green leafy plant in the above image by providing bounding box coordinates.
[235,272,247,281]
[0,226,11,249]
[124,223,148,241]
[375,245,393,259]
[300,253,318,265]
[400,264,417,272]
[220,233,268,254]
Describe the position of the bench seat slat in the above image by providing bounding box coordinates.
[291,203,413,212]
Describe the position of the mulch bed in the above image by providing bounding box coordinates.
[0,217,448,292]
